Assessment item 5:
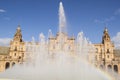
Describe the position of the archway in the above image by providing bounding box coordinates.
[114,65,118,73]
[107,65,112,69]
[5,62,10,69]
[100,65,103,69]
[12,62,15,66]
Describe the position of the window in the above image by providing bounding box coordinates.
[107,49,110,53]
[114,65,118,73]
[14,47,17,51]
[19,56,21,59]
[14,53,16,56]
[96,48,98,53]
[5,62,10,69]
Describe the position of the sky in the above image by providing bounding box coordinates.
[0,0,120,46]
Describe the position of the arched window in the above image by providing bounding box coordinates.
[15,47,17,51]
[5,62,10,69]
[114,65,118,73]
[107,49,110,53]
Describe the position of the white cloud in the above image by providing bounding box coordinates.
[104,16,115,22]
[112,32,120,48]
[94,19,104,23]
[94,16,115,24]
[3,17,10,21]
[114,8,120,15]
[0,9,10,21]
[0,38,11,46]
[94,8,120,24]
[0,9,6,13]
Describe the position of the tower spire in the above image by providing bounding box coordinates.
[102,27,110,44]
[13,25,23,42]
[104,26,108,33]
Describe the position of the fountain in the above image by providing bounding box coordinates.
[0,2,113,80]
[59,2,67,34]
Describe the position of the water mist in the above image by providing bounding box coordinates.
[0,2,113,80]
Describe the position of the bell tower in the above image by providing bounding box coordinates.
[9,25,25,64]
[102,27,110,44]
[102,27,114,61]
[13,25,23,42]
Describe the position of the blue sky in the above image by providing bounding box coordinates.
[0,0,120,44]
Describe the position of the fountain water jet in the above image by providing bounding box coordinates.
[59,2,67,34]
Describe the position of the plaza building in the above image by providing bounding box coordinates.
[0,25,25,72]
[93,28,120,74]
[0,25,120,76]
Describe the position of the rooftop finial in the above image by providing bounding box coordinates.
[104,27,108,32]
[17,24,21,30]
